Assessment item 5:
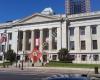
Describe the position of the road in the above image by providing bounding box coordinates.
[0,67,99,80]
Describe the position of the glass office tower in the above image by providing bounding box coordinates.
[66,0,90,15]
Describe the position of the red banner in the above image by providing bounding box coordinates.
[28,48,42,63]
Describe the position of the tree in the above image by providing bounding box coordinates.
[58,48,69,61]
[4,50,16,64]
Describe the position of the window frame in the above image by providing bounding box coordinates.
[70,41,75,50]
[92,40,98,49]
[80,26,85,35]
[91,25,97,34]
[81,40,86,50]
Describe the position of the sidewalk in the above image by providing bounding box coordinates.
[0,66,100,75]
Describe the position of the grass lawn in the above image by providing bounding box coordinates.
[45,61,100,68]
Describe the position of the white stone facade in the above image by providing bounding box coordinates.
[0,10,100,64]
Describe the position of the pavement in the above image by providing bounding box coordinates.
[0,66,99,74]
[0,66,100,79]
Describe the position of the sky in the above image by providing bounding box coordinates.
[0,0,100,23]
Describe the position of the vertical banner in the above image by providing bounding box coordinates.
[35,38,40,46]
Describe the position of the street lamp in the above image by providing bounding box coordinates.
[21,51,24,70]
[2,51,5,68]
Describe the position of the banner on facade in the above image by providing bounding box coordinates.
[35,38,40,46]
[28,48,42,62]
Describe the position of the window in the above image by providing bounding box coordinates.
[81,41,86,50]
[8,33,12,40]
[91,25,97,34]
[70,55,75,60]
[92,40,98,49]
[52,55,57,61]
[93,55,99,61]
[52,28,57,50]
[69,27,74,36]
[70,41,74,50]
[80,26,85,35]
[81,55,87,61]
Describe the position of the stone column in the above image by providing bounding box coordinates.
[49,28,52,51]
[75,27,80,52]
[75,27,80,63]
[22,31,26,51]
[97,25,100,51]
[57,27,61,50]
[31,30,34,51]
[86,26,91,51]
[39,29,43,52]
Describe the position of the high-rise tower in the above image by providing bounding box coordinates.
[65,0,90,15]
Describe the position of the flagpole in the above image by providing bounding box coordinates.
[3,29,7,68]
[16,29,20,68]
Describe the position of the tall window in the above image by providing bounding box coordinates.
[81,40,86,50]
[69,27,74,36]
[92,40,98,49]
[52,28,57,50]
[80,26,85,35]
[43,29,49,50]
[70,41,74,50]
[18,31,23,51]
[91,25,97,34]
[52,55,57,61]
[26,31,31,50]
[8,33,12,40]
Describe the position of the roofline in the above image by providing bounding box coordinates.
[68,11,100,21]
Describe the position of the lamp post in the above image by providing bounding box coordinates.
[2,51,5,68]
[21,51,24,70]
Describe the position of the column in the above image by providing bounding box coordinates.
[86,26,91,51]
[97,25,100,51]
[75,27,80,63]
[57,27,61,50]
[31,30,34,51]
[75,27,80,52]
[49,28,52,51]
[22,31,26,51]
[39,29,43,52]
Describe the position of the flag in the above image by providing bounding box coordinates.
[0,33,7,43]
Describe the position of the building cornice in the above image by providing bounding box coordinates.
[68,11,100,21]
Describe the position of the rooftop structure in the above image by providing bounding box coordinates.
[65,0,91,15]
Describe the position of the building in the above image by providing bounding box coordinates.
[66,0,90,15]
[0,8,67,66]
[68,12,100,64]
[0,8,100,64]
